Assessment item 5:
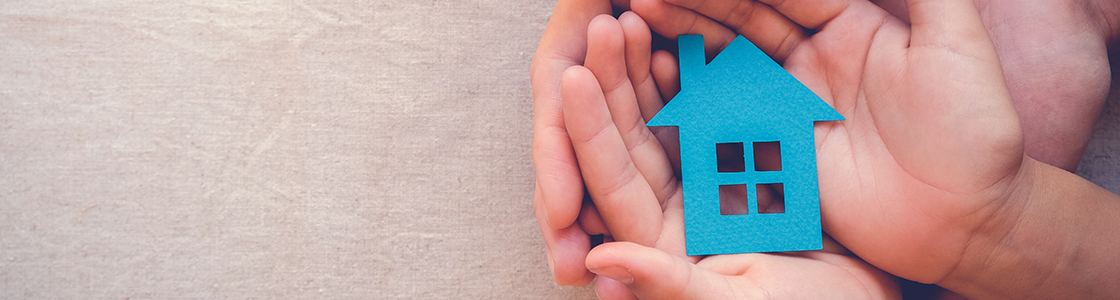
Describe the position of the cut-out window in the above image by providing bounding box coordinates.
[753,141,781,171]
[719,184,748,215]
[757,183,785,214]
[716,142,745,173]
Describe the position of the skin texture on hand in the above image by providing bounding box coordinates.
[564,13,902,300]
[627,0,1022,284]
[529,0,613,287]
[529,0,1120,297]
[630,0,1120,298]
[529,0,694,287]
[874,0,1120,172]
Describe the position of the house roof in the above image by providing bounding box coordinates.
[647,35,843,129]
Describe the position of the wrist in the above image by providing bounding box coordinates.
[937,155,1038,298]
[940,157,1120,299]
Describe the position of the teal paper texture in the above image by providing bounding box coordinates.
[648,35,844,255]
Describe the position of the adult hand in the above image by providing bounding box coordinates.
[564,13,901,300]
[627,0,1120,298]
[873,0,1119,171]
[634,0,1118,174]
[529,0,616,287]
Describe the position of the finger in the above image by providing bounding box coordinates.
[575,188,611,236]
[669,0,849,30]
[531,126,584,230]
[650,50,680,101]
[562,66,664,247]
[618,12,664,123]
[695,252,900,299]
[579,197,611,236]
[586,15,679,207]
[630,0,738,57]
[906,0,995,55]
[534,186,596,286]
[587,242,750,300]
[595,277,641,300]
[530,0,613,230]
[655,0,808,62]
[648,50,683,177]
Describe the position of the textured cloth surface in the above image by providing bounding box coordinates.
[0,1,1116,299]
[1,1,591,298]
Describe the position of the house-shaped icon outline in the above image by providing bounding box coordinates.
[648,35,844,255]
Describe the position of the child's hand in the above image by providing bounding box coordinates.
[530,0,695,287]
[631,0,1120,298]
[529,0,1120,291]
[632,0,1023,285]
[564,13,902,300]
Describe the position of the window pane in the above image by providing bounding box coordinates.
[719,184,749,215]
[716,142,745,173]
[757,183,785,214]
[753,141,781,171]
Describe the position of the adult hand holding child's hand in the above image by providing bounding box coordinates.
[563,11,901,300]
[531,0,1120,298]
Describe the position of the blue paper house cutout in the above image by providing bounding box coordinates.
[648,35,843,255]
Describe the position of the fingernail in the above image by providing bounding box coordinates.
[590,266,634,285]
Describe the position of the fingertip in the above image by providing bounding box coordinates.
[631,0,738,56]
[619,11,653,61]
[560,65,612,141]
[560,65,594,87]
[533,140,583,229]
[630,0,676,38]
[560,66,601,110]
[549,225,596,286]
[589,242,723,299]
[587,242,680,288]
[619,11,654,88]
[588,14,624,46]
[617,11,651,39]
[586,14,630,90]
[533,141,595,288]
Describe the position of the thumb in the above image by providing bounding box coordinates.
[586,242,755,300]
[870,0,1022,194]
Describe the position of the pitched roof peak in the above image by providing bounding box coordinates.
[647,35,844,128]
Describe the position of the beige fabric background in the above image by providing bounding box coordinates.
[0,1,1116,298]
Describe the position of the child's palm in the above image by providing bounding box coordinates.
[654,0,1023,282]
[566,12,902,300]
[805,3,1020,283]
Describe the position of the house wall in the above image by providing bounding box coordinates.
[678,122,824,255]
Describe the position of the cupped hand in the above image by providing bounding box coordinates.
[564,12,901,300]
[529,0,617,286]
[530,0,689,287]
[873,0,1117,171]
[631,0,1025,286]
